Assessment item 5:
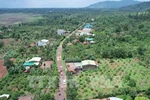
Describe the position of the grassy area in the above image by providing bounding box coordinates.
[72,58,150,99]
[0,13,42,26]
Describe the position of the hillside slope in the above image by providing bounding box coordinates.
[87,0,140,9]
[120,1,150,12]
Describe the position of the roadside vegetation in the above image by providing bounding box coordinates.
[0,8,150,100]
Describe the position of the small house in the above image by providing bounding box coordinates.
[28,57,41,65]
[81,60,98,70]
[23,57,41,72]
[85,38,94,41]
[90,41,95,44]
[79,32,92,36]
[91,19,95,21]
[85,38,95,44]
[84,24,93,29]
[66,62,82,74]
[89,97,123,100]
[37,39,49,46]
[57,29,66,35]
[82,28,92,33]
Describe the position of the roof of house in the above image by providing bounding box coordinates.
[18,96,33,100]
[38,40,48,46]
[66,62,82,72]
[109,97,123,100]
[0,94,10,98]
[82,28,92,33]
[74,62,82,68]
[80,32,92,36]
[85,38,94,41]
[41,39,49,43]
[57,29,65,34]
[66,63,76,72]
[84,24,93,28]
[28,57,41,62]
[90,41,95,44]
[23,62,35,66]
[82,60,98,66]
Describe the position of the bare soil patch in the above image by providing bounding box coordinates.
[0,60,7,79]
[0,38,15,45]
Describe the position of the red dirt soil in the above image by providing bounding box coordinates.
[0,38,14,45]
[0,60,7,79]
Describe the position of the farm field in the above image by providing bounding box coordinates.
[0,13,42,26]
[65,11,150,100]
[72,58,150,99]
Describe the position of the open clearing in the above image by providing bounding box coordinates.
[0,13,42,26]
[72,58,150,99]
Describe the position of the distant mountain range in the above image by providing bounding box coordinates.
[120,1,150,12]
[87,0,141,9]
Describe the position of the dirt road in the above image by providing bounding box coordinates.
[55,21,87,100]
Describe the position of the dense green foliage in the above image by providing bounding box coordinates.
[0,9,97,99]
[63,11,150,99]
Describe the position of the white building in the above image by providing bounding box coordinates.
[37,39,49,46]
[57,29,66,35]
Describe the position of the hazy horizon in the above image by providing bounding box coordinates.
[0,0,149,8]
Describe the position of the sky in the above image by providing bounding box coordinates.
[0,0,149,8]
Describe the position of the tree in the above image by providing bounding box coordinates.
[128,79,136,87]
[4,59,14,70]
[137,46,146,55]
[0,41,4,48]
[129,88,137,99]
[78,36,85,43]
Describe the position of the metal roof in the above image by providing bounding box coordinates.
[41,39,49,42]
[23,62,35,66]
[85,38,94,41]
[109,97,123,100]
[28,57,41,62]
[82,60,97,66]
[38,40,48,46]
[74,62,82,68]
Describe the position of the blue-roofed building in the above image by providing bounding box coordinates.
[84,24,93,29]
[85,38,94,41]
[23,62,35,67]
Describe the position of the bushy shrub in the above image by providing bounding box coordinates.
[0,41,4,48]
[65,58,81,63]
